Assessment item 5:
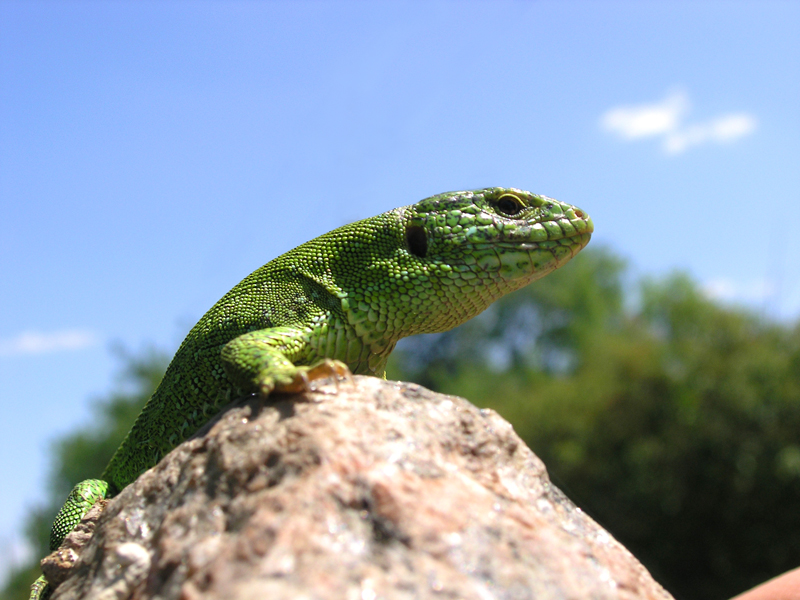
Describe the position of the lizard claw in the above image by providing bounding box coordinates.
[272,359,352,395]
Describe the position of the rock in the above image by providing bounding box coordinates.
[46,376,674,600]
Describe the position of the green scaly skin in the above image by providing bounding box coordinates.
[31,187,592,599]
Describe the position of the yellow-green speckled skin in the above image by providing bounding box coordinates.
[32,187,592,600]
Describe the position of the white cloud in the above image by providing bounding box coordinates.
[702,278,776,305]
[0,534,34,588]
[600,89,757,155]
[663,113,758,155]
[601,90,689,140]
[0,329,99,357]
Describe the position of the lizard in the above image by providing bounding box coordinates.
[30,187,592,599]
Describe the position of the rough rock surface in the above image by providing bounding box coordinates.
[46,376,674,600]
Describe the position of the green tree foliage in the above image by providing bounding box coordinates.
[1,346,168,600]
[388,248,800,600]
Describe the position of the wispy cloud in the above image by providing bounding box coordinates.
[0,329,99,357]
[600,89,757,155]
[702,278,776,306]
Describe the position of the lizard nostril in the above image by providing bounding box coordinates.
[574,209,585,218]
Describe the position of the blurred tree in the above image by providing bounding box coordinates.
[389,249,800,600]
[389,246,626,384]
[0,346,168,600]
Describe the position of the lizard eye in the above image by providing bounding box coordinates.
[405,224,428,258]
[495,194,524,216]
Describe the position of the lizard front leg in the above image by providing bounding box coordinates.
[221,327,350,396]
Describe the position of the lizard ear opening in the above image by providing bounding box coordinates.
[405,224,428,258]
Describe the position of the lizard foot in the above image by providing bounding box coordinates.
[272,359,352,395]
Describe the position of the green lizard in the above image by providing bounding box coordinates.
[30,187,592,599]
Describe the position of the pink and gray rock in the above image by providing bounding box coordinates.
[45,376,674,600]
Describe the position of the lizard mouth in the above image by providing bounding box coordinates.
[470,217,593,282]
[511,213,594,244]
[462,213,593,247]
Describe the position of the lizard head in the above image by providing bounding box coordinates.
[404,187,593,282]
[394,187,593,332]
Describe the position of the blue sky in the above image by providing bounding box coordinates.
[1,0,798,579]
